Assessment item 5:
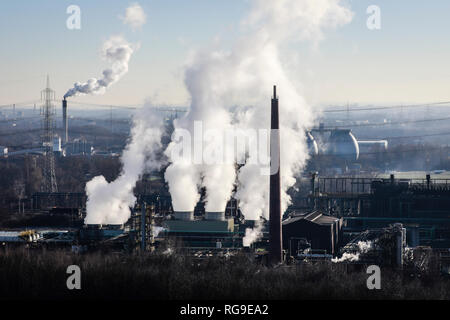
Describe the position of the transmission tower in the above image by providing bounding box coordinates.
[40,75,58,193]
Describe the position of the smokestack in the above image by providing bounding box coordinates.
[62,99,68,143]
[269,85,282,264]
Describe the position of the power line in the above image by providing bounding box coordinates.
[0,115,42,123]
[358,132,450,141]
[358,145,447,156]
[314,144,448,157]
[322,116,450,129]
[322,101,450,113]
[0,100,40,109]
[59,100,138,110]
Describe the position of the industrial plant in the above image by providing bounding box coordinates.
[3,0,450,307]
[2,82,450,279]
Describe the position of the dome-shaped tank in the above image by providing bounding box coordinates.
[306,131,318,156]
[326,129,359,161]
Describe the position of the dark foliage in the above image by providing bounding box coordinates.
[0,248,449,300]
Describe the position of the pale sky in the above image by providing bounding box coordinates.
[1,0,450,107]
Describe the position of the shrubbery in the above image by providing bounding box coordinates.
[0,248,449,300]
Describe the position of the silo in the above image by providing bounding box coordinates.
[326,129,359,161]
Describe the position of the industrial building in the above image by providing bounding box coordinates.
[2,83,450,275]
[304,173,450,248]
[282,211,343,256]
[162,218,237,249]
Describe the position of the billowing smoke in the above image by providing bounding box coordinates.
[85,105,165,225]
[243,222,264,247]
[120,2,147,30]
[332,241,373,263]
[64,35,136,98]
[164,0,353,245]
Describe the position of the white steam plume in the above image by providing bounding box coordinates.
[64,35,136,98]
[332,241,373,263]
[236,0,354,245]
[164,0,353,245]
[120,3,147,30]
[243,221,264,247]
[85,105,165,225]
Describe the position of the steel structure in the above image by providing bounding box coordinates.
[40,76,58,193]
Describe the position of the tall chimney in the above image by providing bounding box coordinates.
[62,99,68,144]
[269,85,282,264]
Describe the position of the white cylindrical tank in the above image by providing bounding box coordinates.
[326,129,359,161]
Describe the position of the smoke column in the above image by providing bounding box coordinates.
[64,35,136,98]
[165,0,353,242]
[85,105,165,225]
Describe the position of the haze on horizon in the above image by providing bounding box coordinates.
[1,0,450,108]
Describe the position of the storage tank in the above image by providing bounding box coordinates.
[306,131,318,156]
[326,129,359,161]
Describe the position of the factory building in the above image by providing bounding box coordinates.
[162,218,237,249]
[65,138,93,156]
[282,211,343,256]
[306,173,450,248]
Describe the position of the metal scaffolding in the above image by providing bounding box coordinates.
[40,75,58,193]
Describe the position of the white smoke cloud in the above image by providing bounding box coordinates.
[243,221,264,247]
[332,241,373,263]
[120,3,147,30]
[164,0,353,246]
[64,35,136,98]
[84,105,165,225]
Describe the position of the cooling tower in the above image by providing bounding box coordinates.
[205,211,225,221]
[174,211,194,221]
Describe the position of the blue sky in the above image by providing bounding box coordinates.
[1,0,450,107]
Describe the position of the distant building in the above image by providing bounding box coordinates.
[65,138,93,156]
[53,136,62,152]
[0,146,8,156]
